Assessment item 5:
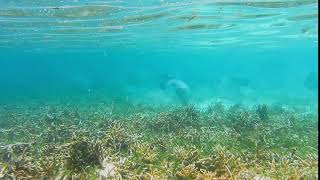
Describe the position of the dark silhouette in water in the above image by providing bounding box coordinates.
[160,76,190,105]
[304,72,318,91]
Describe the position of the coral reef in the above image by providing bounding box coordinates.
[0,102,318,179]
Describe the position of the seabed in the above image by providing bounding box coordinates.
[0,100,318,179]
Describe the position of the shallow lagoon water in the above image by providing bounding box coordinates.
[0,0,318,179]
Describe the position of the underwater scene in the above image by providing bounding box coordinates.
[0,0,318,179]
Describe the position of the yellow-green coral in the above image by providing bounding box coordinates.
[0,102,317,179]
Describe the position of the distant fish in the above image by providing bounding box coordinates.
[304,72,318,91]
[160,76,190,105]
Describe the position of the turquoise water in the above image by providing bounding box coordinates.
[0,0,318,108]
[0,1,319,179]
[0,0,318,109]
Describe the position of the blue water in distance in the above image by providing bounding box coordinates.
[0,0,318,110]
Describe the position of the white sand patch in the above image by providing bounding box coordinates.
[97,158,118,179]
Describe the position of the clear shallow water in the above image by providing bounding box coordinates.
[0,1,319,179]
[0,0,318,108]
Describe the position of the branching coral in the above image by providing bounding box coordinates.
[256,104,269,122]
[0,143,41,179]
[103,122,130,152]
[149,105,200,133]
[0,102,317,179]
[66,137,103,173]
[133,142,159,164]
